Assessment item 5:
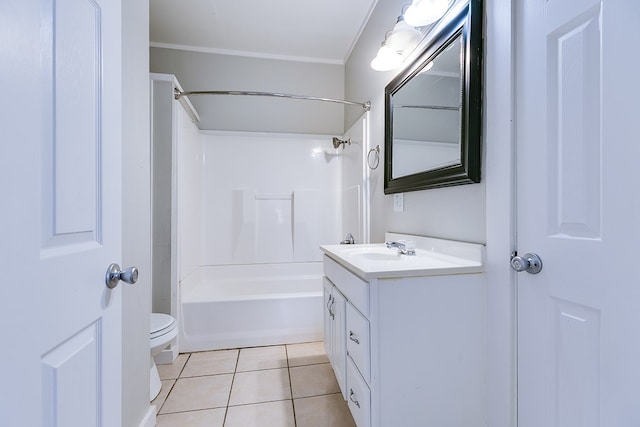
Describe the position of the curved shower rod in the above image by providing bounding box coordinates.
[174,88,371,111]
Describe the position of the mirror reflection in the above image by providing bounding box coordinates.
[384,0,482,194]
[391,34,462,178]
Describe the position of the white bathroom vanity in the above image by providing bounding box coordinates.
[320,233,486,427]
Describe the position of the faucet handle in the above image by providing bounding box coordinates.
[405,240,416,255]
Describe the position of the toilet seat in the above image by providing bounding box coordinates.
[151,313,176,340]
[150,313,178,401]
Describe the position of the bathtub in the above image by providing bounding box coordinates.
[179,262,324,352]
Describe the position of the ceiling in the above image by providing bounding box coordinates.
[150,0,379,64]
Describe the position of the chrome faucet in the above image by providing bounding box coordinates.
[340,233,355,245]
[385,240,416,256]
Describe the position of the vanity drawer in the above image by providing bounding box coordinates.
[323,255,369,316]
[346,356,371,427]
[346,302,370,384]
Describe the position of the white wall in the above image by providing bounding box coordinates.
[483,0,517,425]
[150,48,347,135]
[150,77,174,314]
[121,0,153,425]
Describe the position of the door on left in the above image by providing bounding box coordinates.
[0,0,123,425]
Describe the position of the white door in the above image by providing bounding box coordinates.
[1,0,123,425]
[515,0,640,425]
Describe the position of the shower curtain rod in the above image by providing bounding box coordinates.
[174,89,371,111]
[394,104,461,111]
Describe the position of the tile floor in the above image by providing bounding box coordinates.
[152,341,357,427]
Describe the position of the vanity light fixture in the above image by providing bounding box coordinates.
[385,16,422,53]
[371,0,452,72]
[404,0,450,27]
[370,39,404,71]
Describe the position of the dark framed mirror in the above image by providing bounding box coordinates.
[384,0,482,194]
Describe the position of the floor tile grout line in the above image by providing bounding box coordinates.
[157,405,228,416]
[155,378,177,415]
[177,353,191,378]
[294,391,345,401]
[156,353,190,415]
[225,397,294,409]
[177,365,291,381]
[222,349,241,426]
[285,344,298,427]
[234,365,290,374]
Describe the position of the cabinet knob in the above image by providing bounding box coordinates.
[349,331,360,344]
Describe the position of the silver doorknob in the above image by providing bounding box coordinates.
[105,263,139,289]
[510,253,543,274]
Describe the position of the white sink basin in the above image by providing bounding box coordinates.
[337,246,403,261]
[320,235,484,280]
[352,251,404,262]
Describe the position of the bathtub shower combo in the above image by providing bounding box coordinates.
[164,83,371,353]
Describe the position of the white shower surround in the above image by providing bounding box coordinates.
[198,131,343,265]
[176,123,367,352]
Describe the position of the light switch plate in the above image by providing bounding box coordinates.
[393,193,404,212]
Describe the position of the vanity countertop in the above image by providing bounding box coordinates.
[320,233,484,280]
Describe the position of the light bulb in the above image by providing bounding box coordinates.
[386,16,422,53]
[370,43,403,71]
[404,0,450,27]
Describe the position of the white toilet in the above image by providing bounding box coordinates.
[150,313,178,401]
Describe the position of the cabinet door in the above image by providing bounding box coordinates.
[323,278,334,364]
[332,287,347,398]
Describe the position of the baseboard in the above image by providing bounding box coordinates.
[138,405,156,427]
[154,343,178,365]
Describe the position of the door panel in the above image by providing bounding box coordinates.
[551,299,600,426]
[41,323,101,426]
[41,0,122,424]
[1,0,121,424]
[545,4,602,240]
[516,0,640,425]
[50,0,101,240]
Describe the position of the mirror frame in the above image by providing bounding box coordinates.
[384,0,482,194]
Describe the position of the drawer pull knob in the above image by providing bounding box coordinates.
[349,389,361,408]
[349,331,360,344]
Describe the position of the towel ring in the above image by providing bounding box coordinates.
[367,145,380,170]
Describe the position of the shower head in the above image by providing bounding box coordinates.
[332,137,352,149]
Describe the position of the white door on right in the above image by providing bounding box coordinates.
[515,0,640,425]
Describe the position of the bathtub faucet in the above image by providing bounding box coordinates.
[385,240,416,256]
